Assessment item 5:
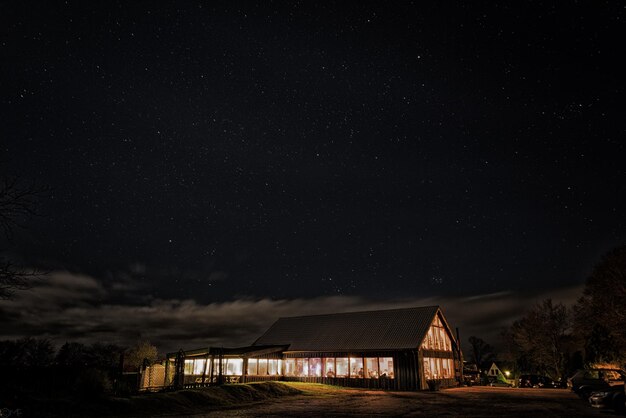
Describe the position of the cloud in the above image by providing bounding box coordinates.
[3,271,106,310]
[441,284,583,348]
[0,271,584,355]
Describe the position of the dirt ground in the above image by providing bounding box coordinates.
[179,383,606,417]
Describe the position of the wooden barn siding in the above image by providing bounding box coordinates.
[395,350,420,390]
[417,349,426,389]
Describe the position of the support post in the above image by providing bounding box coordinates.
[202,352,210,384]
[174,349,185,389]
[456,327,464,385]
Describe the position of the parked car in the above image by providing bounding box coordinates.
[604,381,626,414]
[568,368,626,399]
[518,374,559,388]
[589,385,624,411]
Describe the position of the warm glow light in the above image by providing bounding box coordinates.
[504,370,510,377]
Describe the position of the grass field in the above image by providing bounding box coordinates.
[22,382,606,417]
[20,381,301,417]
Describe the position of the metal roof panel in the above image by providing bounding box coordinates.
[253,306,441,351]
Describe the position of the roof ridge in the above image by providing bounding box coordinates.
[276,305,440,320]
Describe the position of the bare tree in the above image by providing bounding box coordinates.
[0,177,48,299]
[0,259,44,299]
[124,340,159,368]
[0,178,46,238]
[509,299,570,380]
[468,336,495,370]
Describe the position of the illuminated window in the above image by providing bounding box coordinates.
[423,358,432,379]
[295,358,309,376]
[309,358,322,377]
[379,357,394,378]
[284,359,296,376]
[423,357,454,379]
[442,358,452,377]
[350,357,364,378]
[183,359,207,375]
[431,357,439,378]
[258,358,268,375]
[323,358,336,377]
[224,358,243,375]
[193,359,206,375]
[336,358,349,377]
[184,359,194,375]
[365,358,379,378]
[268,359,280,375]
[421,315,452,351]
[247,359,258,375]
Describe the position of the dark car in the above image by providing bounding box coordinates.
[568,369,626,399]
[589,385,625,411]
[518,374,559,388]
[605,382,625,414]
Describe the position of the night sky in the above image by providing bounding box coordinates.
[1,2,625,352]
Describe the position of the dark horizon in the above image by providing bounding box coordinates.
[1,2,625,354]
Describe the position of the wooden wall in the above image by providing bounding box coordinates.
[394,350,421,390]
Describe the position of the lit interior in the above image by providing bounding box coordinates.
[421,315,452,351]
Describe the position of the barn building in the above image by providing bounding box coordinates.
[160,306,462,391]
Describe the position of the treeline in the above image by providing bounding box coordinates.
[474,245,626,381]
[0,338,158,404]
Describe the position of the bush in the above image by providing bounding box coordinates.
[427,380,441,391]
[74,368,112,398]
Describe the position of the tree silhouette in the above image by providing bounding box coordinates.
[124,341,158,369]
[574,245,626,363]
[468,336,495,370]
[0,337,54,368]
[509,299,570,380]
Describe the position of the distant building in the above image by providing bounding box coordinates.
[486,362,503,378]
[154,306,462,391]
[484,362,514,386]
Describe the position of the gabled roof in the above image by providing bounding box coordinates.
[487,362,502,374]
[253,305,444,351]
